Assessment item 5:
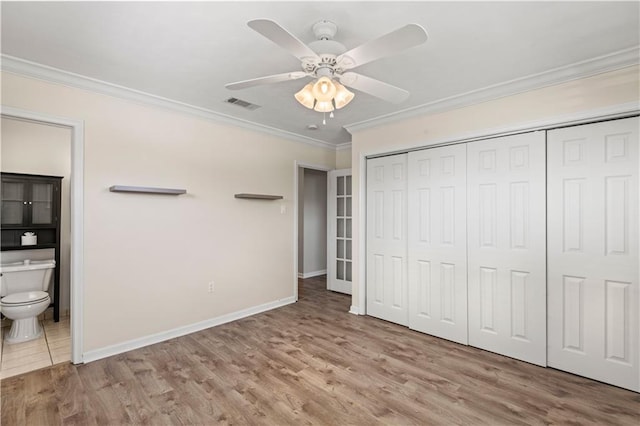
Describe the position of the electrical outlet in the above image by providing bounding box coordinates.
[208,281,215,293]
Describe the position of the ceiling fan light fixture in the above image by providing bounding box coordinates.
[295,77,352,114]
[294,83,315,109]
[314,99,335,112]
[311,76,337,102]
[333,82,354,109]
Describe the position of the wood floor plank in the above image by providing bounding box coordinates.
[51,363,92,423]
[2,275,640,425]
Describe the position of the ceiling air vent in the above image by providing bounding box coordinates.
[224,97,261,111]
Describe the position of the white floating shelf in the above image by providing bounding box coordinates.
[234,193,283,200]
[109,185,186,195]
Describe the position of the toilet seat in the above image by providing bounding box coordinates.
[1,291,50,306]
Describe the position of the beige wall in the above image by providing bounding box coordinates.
[1,118,72,314]
[1,71,336,353]
[349,65,640,312]
[335,147,352,169]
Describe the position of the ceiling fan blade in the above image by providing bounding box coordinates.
[248,19,320,61]
[339,72,409,103]
[337,24,428,70]
[225,72,307,90]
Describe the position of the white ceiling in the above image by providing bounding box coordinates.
[1,1,639,146]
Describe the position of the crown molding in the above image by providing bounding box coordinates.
[3,47,638,151]
[0,54,338,151]
[345,46,640,134]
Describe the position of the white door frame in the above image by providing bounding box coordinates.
[1,106,84,364]
[293,161,332,302]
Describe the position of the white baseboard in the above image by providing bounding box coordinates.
[82,296,296,363]
[349,305,361,315]
[298,269,327,279]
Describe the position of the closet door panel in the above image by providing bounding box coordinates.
[548,117,639,392]
[467,131,547,366]
[366,154,408,326]
[408,145,468,344]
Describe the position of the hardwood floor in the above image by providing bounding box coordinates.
[2,276,639,425]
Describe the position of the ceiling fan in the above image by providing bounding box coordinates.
[225,19,428,114]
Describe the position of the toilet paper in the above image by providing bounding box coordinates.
[21,232,37,246]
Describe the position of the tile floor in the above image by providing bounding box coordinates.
[0,316,70,379]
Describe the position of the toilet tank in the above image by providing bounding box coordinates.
[0,260,56,297]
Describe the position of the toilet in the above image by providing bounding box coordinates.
[0,259,56,344]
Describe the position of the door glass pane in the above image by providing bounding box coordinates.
[336,260,344,280]
[345,219,352,238]
[337,197,344,216]
[337,239,345,259]
[31,183,53,202]
[1,182,25,225]
[345,261,352,282]
[31,183,53,224]
[337,219,344,238]
[346,240,352,260]
[346,197,352,217]
[346,176,352,196]
[337,176,345,196]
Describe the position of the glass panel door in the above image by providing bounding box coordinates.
[31,182,54,224]
[327,169,353,295]
[1,181,26,225]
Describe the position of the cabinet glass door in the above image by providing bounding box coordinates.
[1,181,25,225]
[31,183,54,224]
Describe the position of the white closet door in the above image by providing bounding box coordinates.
[467,131,547,366]
[408,145,468,344]
[327,169,353,295]
[366,154,408,325]
[547,117,639,392]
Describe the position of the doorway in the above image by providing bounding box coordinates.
[1,106,84,369]
[297,167,328,279]
[0,117,72,377]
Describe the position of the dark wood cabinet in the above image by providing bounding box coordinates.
[1,172,63,321]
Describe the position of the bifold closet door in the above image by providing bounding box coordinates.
[407,145,468,344]
[547,117,639,392]
[467,132,547,366]
[366,154,408,325]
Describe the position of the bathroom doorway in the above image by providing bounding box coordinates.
[0,107,84,376]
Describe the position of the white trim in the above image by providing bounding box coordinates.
[357,153,368,316]
[293,162,300,301]
[1,106,85,364]
[345,47,640,134]
[298,269,327,279]
[349,305,360,315]
[1,55,337,150]
[296,162,334,172]
[83,296,296,363]
[336,143,352,151]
